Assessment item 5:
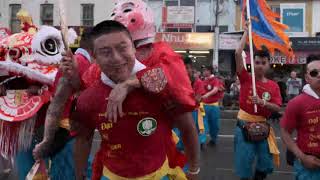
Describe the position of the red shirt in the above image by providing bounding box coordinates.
[281,93,320,155]
[193,78,205,96]
[238,69,282,117]
[75,80,172,178]
[202,76,224,104]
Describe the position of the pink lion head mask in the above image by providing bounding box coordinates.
[111,0,155,42]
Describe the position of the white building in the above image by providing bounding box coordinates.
[0,0,114,33]
[147,0,236,33]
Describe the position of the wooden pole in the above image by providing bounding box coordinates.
[58,0,69,51]
[246,0,258,113]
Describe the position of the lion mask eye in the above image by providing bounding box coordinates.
[41,38,60,56]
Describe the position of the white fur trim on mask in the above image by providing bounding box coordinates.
[67,28,78,45]
[31,26,64,65]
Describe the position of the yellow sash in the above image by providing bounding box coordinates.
[59,118,71,130]
[237,109,280,167]
[102,158,186,180]
[172,130,180,145]
[197,103,206,134]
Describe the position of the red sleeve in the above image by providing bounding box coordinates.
[280,100,299,133]
[237,68,251,85]
[81,63,101,89]
[74,54,91,77]
[136,53,196,114]
[193,79,205,95]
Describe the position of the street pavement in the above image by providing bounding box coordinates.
[6,109,295,180]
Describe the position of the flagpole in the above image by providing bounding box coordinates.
[58,0,69,51]
[246,0,258,113]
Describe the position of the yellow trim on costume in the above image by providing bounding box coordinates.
[237,109,280,167]
[59,118,71,130]
[204,102,219,106]
[102,158,187,180]
[237,109,266,122]
[197,103,206,134]
[172,130,180,145]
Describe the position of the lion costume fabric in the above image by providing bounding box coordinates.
[0,10,77,180]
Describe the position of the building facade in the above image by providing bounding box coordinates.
[0,0,114,33]
[0,0,239,74]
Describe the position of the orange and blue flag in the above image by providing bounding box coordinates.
[241,0,294,58]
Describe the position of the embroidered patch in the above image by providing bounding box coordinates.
[137,117,157,136]
[262,92,271,101]
[141,68,167,93]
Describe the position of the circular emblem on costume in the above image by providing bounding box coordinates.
[207,85,212,90]
[137,117,157,136]
[262,92,271,101]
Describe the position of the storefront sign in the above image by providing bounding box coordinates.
[162,6,194,28]
[219,34,242,50]
[290,37,320,51]
[281,3,306,37]
[245,51,309,65]
[270,55,306,64]
[155,32,214,50]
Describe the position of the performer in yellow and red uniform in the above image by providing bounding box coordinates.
[281,56,320,180]
[34,0,200,178]
[73,20,199,180]
[234,27,282,180]
[175,57,208,151]
[201,66,224,145]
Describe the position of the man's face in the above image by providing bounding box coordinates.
[306,61,320,90]
[93,31,135,83]
[203,69,211,77]
[290,71,297,79]
[254,56,269,76]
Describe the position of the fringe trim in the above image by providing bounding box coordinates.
[0,116,36,158]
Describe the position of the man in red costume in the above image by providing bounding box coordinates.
[73,20,199,180]
[34,0,200,177]
[201,66,224,145]
[281,55,320,180]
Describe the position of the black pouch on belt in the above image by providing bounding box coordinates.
[237,121,270,142]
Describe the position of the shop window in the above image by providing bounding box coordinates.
[180,28,192,32]
[180,0,195,6]
[40,4,54,25]
[166,28,179,32]
[81,4,94,26]
[196,25,214,32]
[10,4,21,33]
[164,0,178,6]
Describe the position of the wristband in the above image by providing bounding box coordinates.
[188,167,200,175]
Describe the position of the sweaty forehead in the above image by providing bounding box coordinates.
[94,32,131,48]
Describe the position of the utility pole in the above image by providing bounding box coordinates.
[213,0,220,73]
